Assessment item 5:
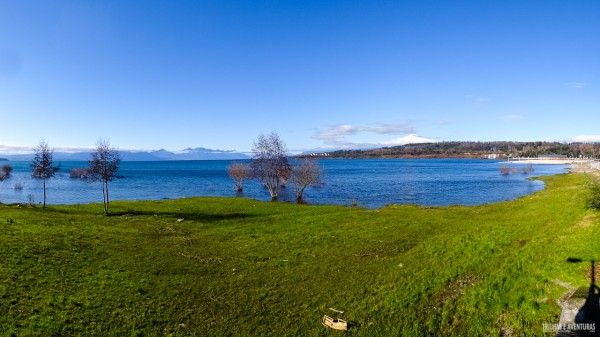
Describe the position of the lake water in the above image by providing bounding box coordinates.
[0,159,569,209]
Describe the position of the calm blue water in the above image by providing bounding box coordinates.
[0,159,569,208]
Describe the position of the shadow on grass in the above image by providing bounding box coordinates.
[347,321,361,330]
[106,210,257,222]
[575,260,600,335]
[15,205,98,215]
[565,258,600,336]
[11,203,259,223]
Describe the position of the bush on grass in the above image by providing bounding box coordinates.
[586,176,600,210]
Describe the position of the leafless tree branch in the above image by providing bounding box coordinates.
[250,132,291,201]
[31,140,60,208]
[89,139,121,215]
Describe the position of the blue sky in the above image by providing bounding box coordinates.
[1,1,599,154]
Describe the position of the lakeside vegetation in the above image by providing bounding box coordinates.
[323,141,600,159]
[1,173,599,335]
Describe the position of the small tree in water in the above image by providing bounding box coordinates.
[227,162,251,192]
[250,132,291,201]
[89,139,121,215]
[0,165,14,204]
[290,159,323,202]
[31,140,60,208]
[522,164,535,174]
[0,165,13,180]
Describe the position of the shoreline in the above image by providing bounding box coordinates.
[506,159,596,165]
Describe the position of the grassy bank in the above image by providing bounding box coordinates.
[1,173,598,336]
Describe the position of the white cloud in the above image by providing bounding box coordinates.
[0,144,32,155]
[567,82,586,89]
[312,123,415,147]
[378,134,437,146]
[312,124,357,141]
[501,114,523,122]
[0,144,99,155]
[313,123,414,139]
[573,135,600,143]
[366,124,415,134]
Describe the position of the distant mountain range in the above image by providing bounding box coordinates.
[0,147,250,162]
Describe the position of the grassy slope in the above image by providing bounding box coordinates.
[0,173,598,336]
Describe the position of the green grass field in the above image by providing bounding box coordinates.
[1,173,599,336]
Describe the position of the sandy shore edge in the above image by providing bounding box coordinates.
[506,159,594,165]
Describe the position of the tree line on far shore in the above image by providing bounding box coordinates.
[325,141,600,159]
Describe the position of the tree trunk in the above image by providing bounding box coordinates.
[269,185,278,201]
[43,178,46,208]
[296,187,305,203]
[105,180,109,215]
[101,179,107,215]
[267,178,278,201]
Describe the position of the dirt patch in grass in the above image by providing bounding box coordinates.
[585,262,600,283]
[576,213,596,228]
[495,310,514,337]
[439,275,484,303]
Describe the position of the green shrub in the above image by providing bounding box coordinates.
[586,176,600,209]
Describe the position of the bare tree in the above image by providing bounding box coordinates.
[290,159,323,202]
[227,162,251,192]
[31,140,60,208]
[250,132,291,201]
[69,168,90,179]
[89,139,121,215]
[0,164,13,181]
[522,164,535,174]
[0,165,12,203]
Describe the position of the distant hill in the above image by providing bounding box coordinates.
[0,147,250,162]
[321,141,600,159]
